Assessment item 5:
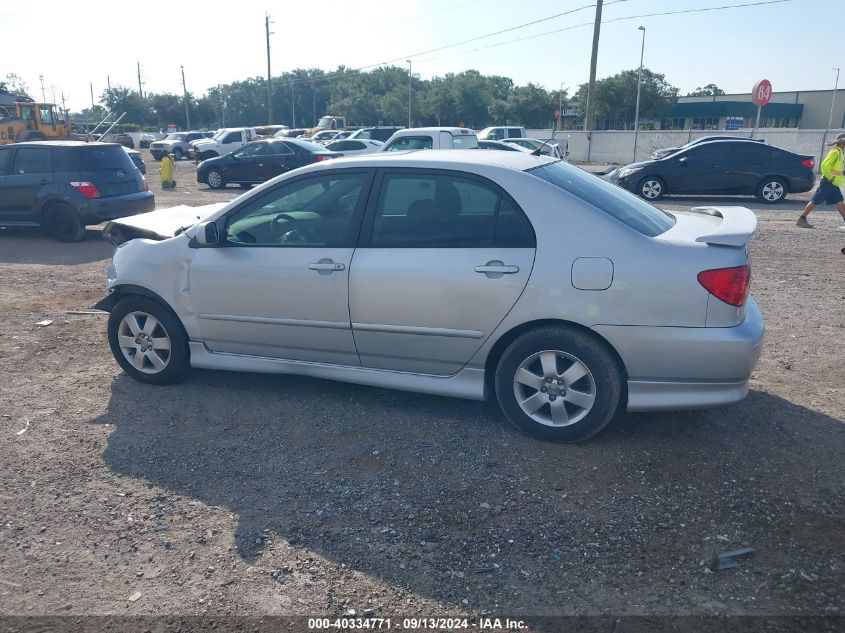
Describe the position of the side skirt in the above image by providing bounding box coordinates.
[188,342,488,401]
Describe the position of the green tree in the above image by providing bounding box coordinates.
[688,83,725,97]
[576,68,678,129]
[3,73,30,98]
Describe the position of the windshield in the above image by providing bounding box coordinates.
[212,129,229,141]
[317,117,336,128]
[527,162,675,237]
[165,133,186,141]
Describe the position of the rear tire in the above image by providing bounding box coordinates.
[206,169,226,189]
[107,296,190,385]
[46,203,86,242]
[756,177,787,203]
[495,326,623,442]
[637,176,666,200]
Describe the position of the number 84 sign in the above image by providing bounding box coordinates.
[752,79,772,106]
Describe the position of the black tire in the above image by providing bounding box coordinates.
[637,176,666,201]
[46,203,86,242]
[107,296,190,385]
[206,169,226,189]
[755,177,787,204]
[173,148,183,160]
[495,326,623,442]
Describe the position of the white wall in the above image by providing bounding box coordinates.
[526,128,842,166]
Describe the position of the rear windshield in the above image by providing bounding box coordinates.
[54,146,135,172]
[284,139,331,153]
[527,162,675,237]
[452,134,478,149]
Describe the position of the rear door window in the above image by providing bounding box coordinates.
[12,148,50,174]
[368,171,535,248]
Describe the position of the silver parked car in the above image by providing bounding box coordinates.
[97,151,764,442]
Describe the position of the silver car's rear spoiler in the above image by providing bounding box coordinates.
[690,206,757,247]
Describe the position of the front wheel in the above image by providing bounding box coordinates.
[206,169,226,189]
[495,326,623,442]
[756,177,786,203]
[638,176,665,200]
[107,296,190,385]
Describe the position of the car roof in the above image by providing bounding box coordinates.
[10,141,121,148]
[307,149,556,171]
[392,127,476,135]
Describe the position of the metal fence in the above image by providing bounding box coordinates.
[526,128,843,166]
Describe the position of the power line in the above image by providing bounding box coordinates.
[430,0,793,59]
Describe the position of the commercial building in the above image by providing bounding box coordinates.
[667,89,843,130]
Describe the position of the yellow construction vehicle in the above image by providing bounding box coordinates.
[0,94,71,144]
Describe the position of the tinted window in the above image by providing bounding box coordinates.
[528,162,675,237]
[12,148,50,174]
[371,173,533,248]
[272,142,295,155]
[0,148,10,174]
[224,173,366,247]
[685,145,723,162]
[728,143,767,166]
[53,146,134,172]
[508,128,522,137]
[222,132,242,144]
[232,143,268,157]
[385,136,433,152]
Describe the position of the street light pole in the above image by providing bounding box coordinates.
[181,65,191,130]
[821,67,840,159]
[558,82,565,134]
[632,25,646,162]
[406,60,412,128]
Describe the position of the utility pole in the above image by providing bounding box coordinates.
[291,80,295,127]
[265,14,273,125]
[312,88,316,126]
[90,82,95,109]
[107,75,111,91]
[137,61,144,98]
[632,26,646,162]
[39,75,46,101]
[181,65,191,130]
[406,60,412,128]
[584,0,603,135]
[820,67,840,166]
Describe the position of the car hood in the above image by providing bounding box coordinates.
[191,138,216,147]
[102,203,227,246]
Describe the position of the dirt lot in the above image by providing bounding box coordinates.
[0,152,843,628]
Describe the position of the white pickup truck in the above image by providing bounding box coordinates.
[381,127,478,152]
[190,127,258,161]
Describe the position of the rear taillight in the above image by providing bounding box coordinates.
[801,159,815,168]
[70,181,101,199]
[697,265,751,307]
[142,176,149,191]
[315,154,333,161]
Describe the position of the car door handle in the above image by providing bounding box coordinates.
[474,264,519,274]
[308,261,345,271]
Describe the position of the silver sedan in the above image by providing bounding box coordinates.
[97,151,764,442]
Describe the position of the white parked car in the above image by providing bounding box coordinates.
[381,127,478,152]
[503,138,565,160]
[324,138,384,156]
[477,126,527,141]
[306,130,342,145]
[189,127,258,161]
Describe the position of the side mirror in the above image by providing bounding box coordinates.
[195,221,220,246]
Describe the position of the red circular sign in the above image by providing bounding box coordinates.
[752,79,772,106]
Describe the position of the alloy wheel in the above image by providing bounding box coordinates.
[512,350,597,427]
[207,171,223,188]
[641,179,662,199]
[761,181,784,201]
[117,311,172,374]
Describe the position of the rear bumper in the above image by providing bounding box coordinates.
[78,192,155,225]
[593,296,765,411]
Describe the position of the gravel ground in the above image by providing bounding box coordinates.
[0,152,843,628]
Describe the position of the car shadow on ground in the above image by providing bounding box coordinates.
[0,228,113,265]
[90,370,845,612]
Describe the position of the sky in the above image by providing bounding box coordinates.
[0,0,837,112]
